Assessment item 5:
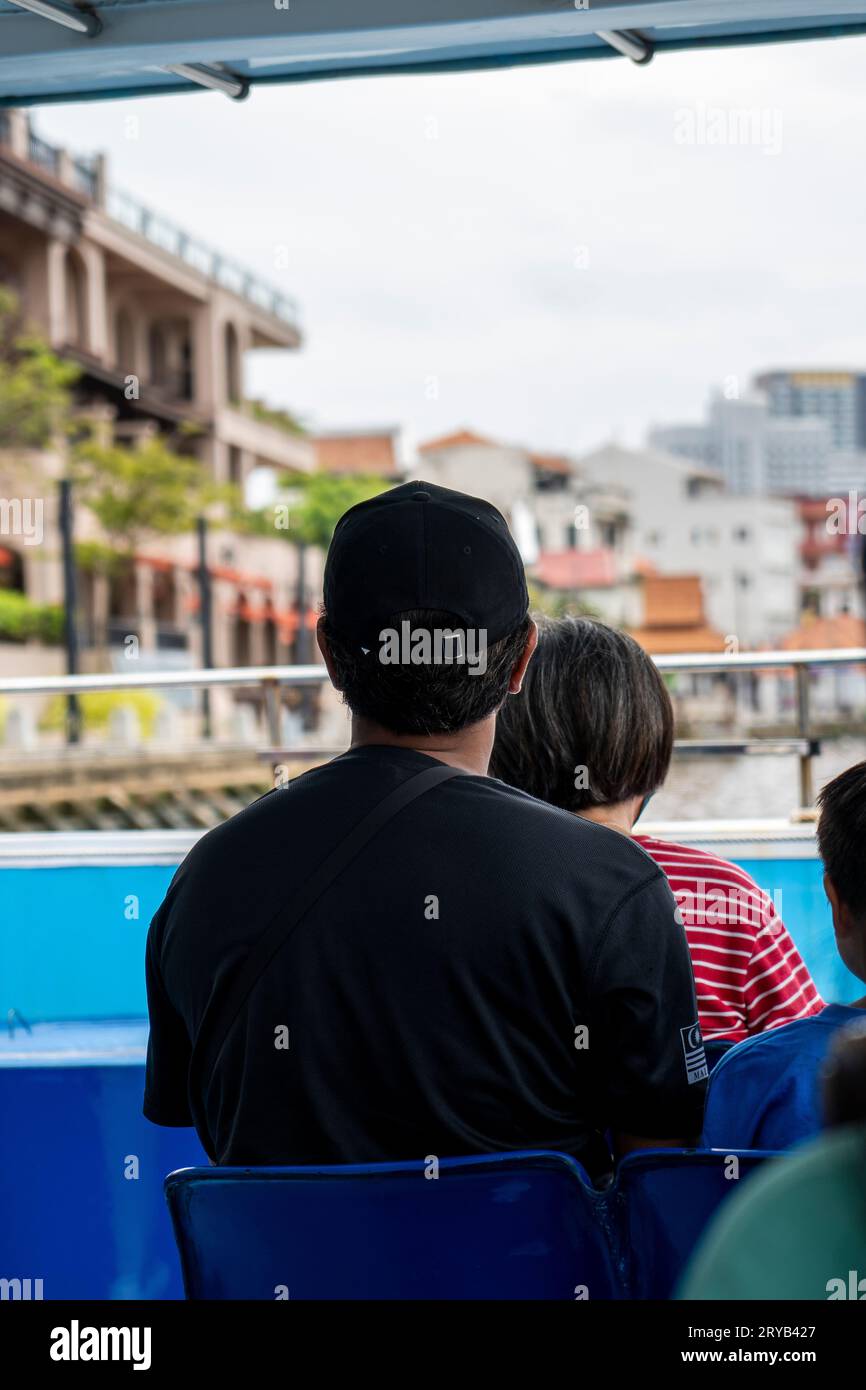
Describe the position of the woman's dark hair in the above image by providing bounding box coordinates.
[490,615,674,812]
[823,1019,866,1129]
[816,761,866,924]
[320,608,532,737]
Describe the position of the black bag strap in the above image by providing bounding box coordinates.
[190,761,463,1156]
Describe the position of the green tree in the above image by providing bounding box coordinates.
[247,400,307,436]
[287,472,387,549]
[234,471,387,549]
[71,434,225,557]
[0,286,78,450]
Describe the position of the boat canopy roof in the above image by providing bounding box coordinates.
[2,0,866,107]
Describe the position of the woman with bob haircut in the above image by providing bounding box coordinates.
[491,615,823,1041]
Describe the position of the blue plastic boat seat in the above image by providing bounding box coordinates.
[613,1147,777,1299]
[165,1151,621,1300]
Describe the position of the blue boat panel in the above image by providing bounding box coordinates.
[0,1054,207,1299]
[1,853,857,1021]
[0,1018,148,1067]
[0,864,167,1020]
[738,857,861,1004]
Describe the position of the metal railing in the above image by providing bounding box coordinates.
[0,647,864,808]
[653,646,866,809]
[27,130,59,177]
[104,186,300,326]
[0,116,298,327]
[0,663,328,755]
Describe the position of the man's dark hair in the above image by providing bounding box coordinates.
[491,615,673,811]
[320,608,532,737]
[817,761,866,923]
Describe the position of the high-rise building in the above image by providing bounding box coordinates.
[650,386,866,497]
[754,370,866,453]
[650,395,833,496]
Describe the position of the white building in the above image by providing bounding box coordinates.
[576,442,800,648]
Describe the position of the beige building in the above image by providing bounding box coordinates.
[0,108,323,698]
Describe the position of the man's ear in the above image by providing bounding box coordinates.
[824,872,850,945]
[508,620,538,695]
[316,618,343,691]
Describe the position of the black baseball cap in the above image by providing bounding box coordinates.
[323,480,529,646]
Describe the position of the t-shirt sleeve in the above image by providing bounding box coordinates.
[143,909,194,1127]
[587,871,708,1140]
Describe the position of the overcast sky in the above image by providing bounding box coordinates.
[33,34,866,460]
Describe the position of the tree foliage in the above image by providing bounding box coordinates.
[0,589,63,644]
[0,287,78,449]
[71,435,225,554]
[238,471,388,550]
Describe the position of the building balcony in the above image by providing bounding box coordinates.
[217,405,315,475]
[0,110,300,346]
[103,187,300,343]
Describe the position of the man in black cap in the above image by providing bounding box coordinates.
[145,482,705,1176]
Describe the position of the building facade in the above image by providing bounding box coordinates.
[650,378,866,498]
[577,442,800,648]
[755,369,866,453]
[0,108,323,702]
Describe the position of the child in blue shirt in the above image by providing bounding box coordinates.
[702,761,866,1151]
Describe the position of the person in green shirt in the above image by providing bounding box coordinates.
[680,1023,866,1300]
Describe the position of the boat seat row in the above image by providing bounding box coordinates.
[166,1146,776,1301]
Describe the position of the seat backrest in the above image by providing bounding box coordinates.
[704,1038,735,1072]
[613,1148,777,1299]
[165,1150,621,1300]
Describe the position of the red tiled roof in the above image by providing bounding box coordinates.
[418,428,499,453]
[313,431,400,477]
[642,574,705,628]
[628,574,727,653]
[629,625,728,654]
[532,548,618,589]
[779,612,866,650]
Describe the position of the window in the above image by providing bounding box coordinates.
[64,249,88,348]
[114,308,135,372]
[148,324,167,386]
[224,322,240,403]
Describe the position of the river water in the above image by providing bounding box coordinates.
[644,734,866,823]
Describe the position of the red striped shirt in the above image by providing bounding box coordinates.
[634,835,825,1042]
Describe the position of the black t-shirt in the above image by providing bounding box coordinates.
[144,745,706,1175]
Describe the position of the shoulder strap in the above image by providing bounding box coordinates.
[190,761,463,1156]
